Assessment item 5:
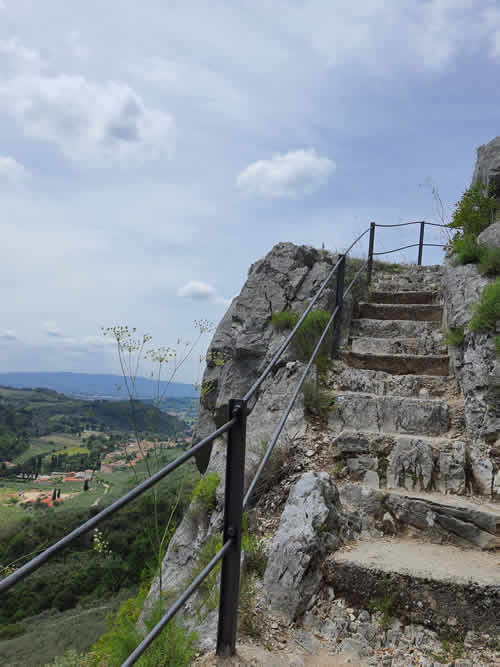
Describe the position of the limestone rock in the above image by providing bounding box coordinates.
[140,242,346,637]
[477,221,500,248]
[263,472,354,620]
[387,437,434,491]
[472,137,500,192]
[441,261,499,472]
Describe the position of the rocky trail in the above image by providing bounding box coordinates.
[238,264,499,666]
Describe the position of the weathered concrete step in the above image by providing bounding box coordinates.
[330,365,450,398]
[331,431,465,493]
[328,393,449,437]
[324,538,500,634]
[351,336,446,356]
[340,483,500,550]
[350,318,441,339]
[358,302,443,322]
[368,290,438,305]
[341,350,449,376]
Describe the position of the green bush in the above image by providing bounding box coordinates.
[302,380,335,418]
[478,246,500,276]
[452,235,482,265]
[190,471,220,519]
[443,327,465,346]
[88,590,197,667]
[271,309,332,371]
[241,522,267,579]
[293,310,332,372]
[469,278,500,332]
[271,310,300,330]
[449,182,496,240]
[495,335,500,357]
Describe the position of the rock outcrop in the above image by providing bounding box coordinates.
[140,243,348,639]
[262,472,358,620]
[441,258,499,494]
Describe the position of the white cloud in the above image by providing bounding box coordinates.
[0,156,30,185]
[177,280,216,300]
[177,280,231,306]
[0,39,175,165]
[43,322,65,338]
[1,329,18,341]
[237,149,334,199]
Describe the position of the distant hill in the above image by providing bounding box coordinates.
[0,372,199,400]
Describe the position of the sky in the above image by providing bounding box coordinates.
[1,0,500,384]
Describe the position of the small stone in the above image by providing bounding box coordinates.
[272,622,279,629]
[305,450,314,457]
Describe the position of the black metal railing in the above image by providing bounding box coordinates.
[0,219,446,665]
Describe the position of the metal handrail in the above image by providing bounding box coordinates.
[0,219,445,665]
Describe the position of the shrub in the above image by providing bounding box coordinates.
[293,309,332,372]
[88,592,197,667]
[271,309,333,371]
[478,246,500,276]
[189,472,220,519]
[452,235,482,265]
[302,380,335,418]
[271,310,300,330]
[241,520,267,579]
[469,278,500,332]
[443,327,464,346]
[238,574,260,638]
[449,182,496,240]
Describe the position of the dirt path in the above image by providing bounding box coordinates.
[92,482,110,507]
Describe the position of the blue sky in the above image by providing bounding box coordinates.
[1,0,499,384]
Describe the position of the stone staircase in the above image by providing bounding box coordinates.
[322,264,500,636]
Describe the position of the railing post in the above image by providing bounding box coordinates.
[367,222,375,285]
[417,221,425,265]
[331,254,345,359]
[216,398,247,657]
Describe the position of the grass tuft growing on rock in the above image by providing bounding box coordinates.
[189,471,220,519]
[443,327,465,346]
[469,278,500,332]
[270,310,300,330]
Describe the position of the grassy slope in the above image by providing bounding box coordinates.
[0,587,137,667]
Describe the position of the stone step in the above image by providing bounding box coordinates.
[328,393,449,437]
[351,336,446,356]
[331,431,464,493]
[368,290,438,305]
[358,302,443,322]
[341,350,449,376]
[340,483,500,550]
[324,537,500,635]
[350,318,441,339]
[330,366,450,398]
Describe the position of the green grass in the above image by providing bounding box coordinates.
[270,310,300,330]
[443,327,465,346]
[478,246,500,276]
[0,588,136,667]
[39,434,83,447]
[469,278,500,332]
